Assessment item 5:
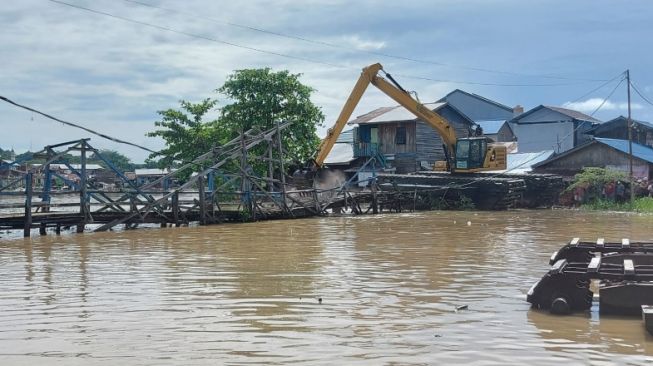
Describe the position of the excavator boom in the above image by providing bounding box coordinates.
[313,63,506,173]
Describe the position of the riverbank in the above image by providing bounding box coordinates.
[580,197,653,213]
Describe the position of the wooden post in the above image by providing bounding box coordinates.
[275,121,288,211]
[24,172,33,238]
[313,189,321,214]
[198,175,206,225]
[77,141,87,233]
[268,138,274,192]
[55,224,61,235]
[172,191,180,227]
[626,69,635,203]
[371,181,379,214]
[39,222,47,236]
[42,149,53,213]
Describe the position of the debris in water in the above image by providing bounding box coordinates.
[466,221,471,226]
[455,305,468,311]
[318,297,323,304]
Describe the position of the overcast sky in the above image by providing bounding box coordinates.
[2,0,652,162]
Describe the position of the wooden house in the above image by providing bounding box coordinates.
[347,102,474,173]
[509,105,601,153]
[589,116,653,148]
[533,138,653,180]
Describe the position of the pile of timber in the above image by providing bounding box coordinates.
[379,171,564,210]
[376,172,527,210]
[518,174,565,208]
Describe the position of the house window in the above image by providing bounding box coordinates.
[395,126,406,145]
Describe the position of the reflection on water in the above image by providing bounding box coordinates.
[1,210,652,365]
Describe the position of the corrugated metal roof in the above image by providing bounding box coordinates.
[544,105,602,123]
[595,138,653,164]
[591,116,653,133]
[32,163,105,170]
[438,89,513,112]
[511,105,602,124]
[348,102,446,125]
[503,150,555,174]
[475,119,507,134]
[135,168,171,176]
[324,143,355,165]
[336,129,355,143]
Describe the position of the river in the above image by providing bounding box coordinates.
[1,210,652,365]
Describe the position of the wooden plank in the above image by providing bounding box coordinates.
[23,173,32,237]
[624,259,635,275]
[642,305,653,335]
[588,256,601,272]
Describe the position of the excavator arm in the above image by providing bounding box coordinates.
[314,63,458,169]
[312,63,507,174]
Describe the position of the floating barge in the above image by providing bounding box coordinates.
[527,238,653,335]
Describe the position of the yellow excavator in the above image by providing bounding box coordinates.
[312,63,507,173]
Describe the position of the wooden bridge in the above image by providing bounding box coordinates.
[0,124,423,237]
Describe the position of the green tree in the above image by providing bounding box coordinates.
[147,69,324,179]
[91,149,134,172]
[146,98,225,171]
[218,68,324,165]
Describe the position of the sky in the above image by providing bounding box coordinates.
[1,0,652,163]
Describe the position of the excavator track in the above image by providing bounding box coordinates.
[528,237,653,316]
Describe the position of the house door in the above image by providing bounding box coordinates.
[370,127,379,154]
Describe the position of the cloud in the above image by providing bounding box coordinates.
[1,0,652,163]
[341,35,386,51]
[563,98,643,113]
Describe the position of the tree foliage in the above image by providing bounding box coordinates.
[147,98,224,168]
[566,167,628,194]
[91,149,134,172]
[218,68,324,163]
[147,68,324,179]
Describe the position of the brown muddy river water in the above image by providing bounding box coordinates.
[1,210,653,365]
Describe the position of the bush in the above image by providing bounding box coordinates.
[581,197,653,213]
[633,197,653,212]
[565,167,628,195]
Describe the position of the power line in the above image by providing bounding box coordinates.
[566,71,626,104]
[49,0,609,88]
[121,0,609,83]
[631,81,653,107]
[588,78,625,117]
[549,75,625,153]
[48,0,343,69]
[393,74,596,87]
[0,95,158,154]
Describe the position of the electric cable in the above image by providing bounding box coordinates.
[121,0,609,82]
[631,81,653,108]
[0,95,158,154]
[49,0,608,88]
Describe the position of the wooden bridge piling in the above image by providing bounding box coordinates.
[23,172,33,238]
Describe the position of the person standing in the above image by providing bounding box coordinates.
[616,181,625,202]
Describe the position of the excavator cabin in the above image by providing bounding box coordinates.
[454,137,506,172]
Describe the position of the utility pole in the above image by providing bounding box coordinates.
[626,69,634,203]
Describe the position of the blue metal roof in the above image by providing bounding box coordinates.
[475,119,506,134]
[595,138,653,164]
[336,129,355,143]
